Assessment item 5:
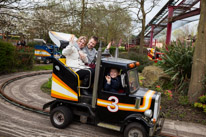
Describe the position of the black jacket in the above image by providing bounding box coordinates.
[104,75,121,93]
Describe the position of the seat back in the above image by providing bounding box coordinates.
[59,58,66,65]
[59,58,85,87]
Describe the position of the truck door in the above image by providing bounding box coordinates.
[96,67,135,124]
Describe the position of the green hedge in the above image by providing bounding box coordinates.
[0,41,34,74]
[119,51,153,72]
[14,52,34,70]
[102,46,126,55]
[0,41,16,73]
[27,41,39,47]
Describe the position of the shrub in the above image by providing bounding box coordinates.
[119,51,153,72]
[27,41,39,47]
[157,41,194,94]
[178,96,189,106]
[14,52,34,70]
[152,77,174,91]
[16,46,34,53]
[153,85,173,100]
[199,95,206,103]
[194,94,206,113]
[0,40,34,74]
[139,75,145,86]
[0,41,15,74]
[128,46,148,54]
[102,46,126,55]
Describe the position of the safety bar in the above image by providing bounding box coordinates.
[66,66,92,89]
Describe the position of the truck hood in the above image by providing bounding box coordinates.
[130,87,157,100]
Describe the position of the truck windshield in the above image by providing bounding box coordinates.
[128,68,139,94]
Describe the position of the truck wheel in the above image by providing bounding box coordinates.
[124,122,147,137]
[44,59,50,64]
[50,106,73,129]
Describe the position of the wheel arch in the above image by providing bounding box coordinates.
[50,100,72,112]
[43,100,72,112]
[45,99,95,117]
[121,114,151,133]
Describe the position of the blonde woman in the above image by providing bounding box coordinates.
[62,36,93,95]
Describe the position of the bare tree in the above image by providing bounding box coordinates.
[133,0,160,54]
[83,3,132,44]
[1,0,133,43]
[0,0,51,35]
[80,0,86,34]
[97,0,160,53]
[24,0,77,40]
[188,1,206,103]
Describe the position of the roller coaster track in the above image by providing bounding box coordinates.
[137,0,200,41]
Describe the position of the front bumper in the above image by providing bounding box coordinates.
[36,56,42,60]
[149,112,165,136]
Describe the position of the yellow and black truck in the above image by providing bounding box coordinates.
[43,31,164,137]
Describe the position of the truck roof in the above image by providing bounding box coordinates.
[101,57,137,69]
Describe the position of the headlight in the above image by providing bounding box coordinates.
[144,109,152,118]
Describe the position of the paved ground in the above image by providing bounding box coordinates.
[0,71,206,137]
[163,119,206,137]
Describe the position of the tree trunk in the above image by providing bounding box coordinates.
[139,18,145,54]
[188,1,206,103]
[80,0,85,34]
[139,0,145,54]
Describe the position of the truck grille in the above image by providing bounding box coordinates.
[153,92,161,121]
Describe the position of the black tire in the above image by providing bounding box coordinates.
[124,122,147,137]
[44,59,50,64]
[50,106,73,129]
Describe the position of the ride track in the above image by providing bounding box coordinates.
[136,0,200,46]
[0,71,176,137]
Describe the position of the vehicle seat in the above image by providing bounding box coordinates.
[59,58,83,85]
[59,58,67,66]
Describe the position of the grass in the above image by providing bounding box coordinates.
[178,95,189,106]
[31,64,53,71]
[41,78,52,94]
[179,112,186,119]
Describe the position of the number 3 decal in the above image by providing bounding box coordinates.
[107,96,119,112]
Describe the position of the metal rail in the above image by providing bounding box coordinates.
[0,71,52,116]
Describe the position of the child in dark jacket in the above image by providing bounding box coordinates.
[104,68,121,93]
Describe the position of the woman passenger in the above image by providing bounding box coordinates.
[62,36,93,95]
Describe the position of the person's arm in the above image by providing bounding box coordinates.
[79,51,88,63]
[103,41,113,54]
[62,44,74,56]
[106,41,112,50]
[104,75,111,91]
[90,49,97,64]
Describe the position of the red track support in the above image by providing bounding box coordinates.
[155,39,157,47]
[172,9,200,22]
[166,6,174,47]
[149,25,155,48]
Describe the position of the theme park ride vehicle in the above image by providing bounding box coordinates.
[43,31,165,137]
[147,48,163,63]
[34,39,60,64]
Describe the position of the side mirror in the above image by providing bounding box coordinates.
[121,73,127,88]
